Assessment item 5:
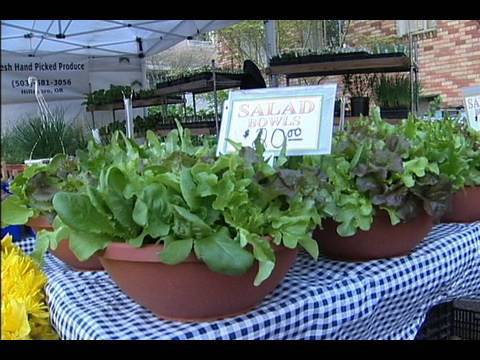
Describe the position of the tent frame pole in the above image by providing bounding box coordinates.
[212,59,219,134]
[192,92,197,122]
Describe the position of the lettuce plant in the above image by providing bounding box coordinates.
[38,126,320,286]
[1,154,86,227]
[296,110,454,237]
[400,117,480,191]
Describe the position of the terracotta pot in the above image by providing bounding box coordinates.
[313,210,433,261]
[50,239,104,271]
[26,215,54,232]
[5,164,26,179]
[442,187,480,223]
[100,242,298,322]
[27,216,103,271]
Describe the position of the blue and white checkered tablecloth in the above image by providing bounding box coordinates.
[15,222,480,340]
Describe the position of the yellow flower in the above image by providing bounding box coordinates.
[1,233,15,252]
[1,233,58,340]
[1,299,31,340]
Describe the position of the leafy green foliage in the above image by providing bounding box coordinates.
[400,117,480,190]
[84,85,158,107]
[373,74,419,109]
[50,125,320,285]
[1,154,86,227]
[293,110,456,237]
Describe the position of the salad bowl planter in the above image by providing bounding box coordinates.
[27,216,103,271]
[4,164,26,179]
[100,242,298,322]
[442,186,480,223]
[313,211,434,261]
[51,239,104,271]
[26,215,54,232]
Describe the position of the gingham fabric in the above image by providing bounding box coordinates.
[14,222,480,340]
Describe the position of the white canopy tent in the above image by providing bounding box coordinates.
[0,20,241,132]
[1,20,240,58]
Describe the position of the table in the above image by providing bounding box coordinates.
[17,222,480,340]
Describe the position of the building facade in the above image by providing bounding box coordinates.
[345,20,480,108]
[215,20,480,109]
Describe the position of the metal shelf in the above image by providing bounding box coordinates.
[86,95,184,112]
[267,52,412,78]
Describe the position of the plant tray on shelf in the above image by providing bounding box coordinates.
[156,120,219,131]
[155,71,244,90]
[270,51,370,66]
[269,52,412,78]
[270,52,408,66]
[86,96,183,112]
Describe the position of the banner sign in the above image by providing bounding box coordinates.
[1,54,89,104]
[217,84,337,157]
[464,86,480,131]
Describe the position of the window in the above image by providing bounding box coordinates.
[397,20,437,36]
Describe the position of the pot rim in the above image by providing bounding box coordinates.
[457,185,480,192]
[322,209,433,237]
[27,215,53,230]
[102,237,290,263]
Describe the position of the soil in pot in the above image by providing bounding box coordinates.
[442,186,480,223]
[350,97,369,117]
[313,210,434,261]
[27,216,103,271]
[100,242,298,322]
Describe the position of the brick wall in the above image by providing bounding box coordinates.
[215,35,243,70]
[346,20,480,107]
[346,20,397,41]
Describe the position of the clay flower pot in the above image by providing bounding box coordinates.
[313,210,433,261]
[26,215,54,232]
[27,216,103,271]
[100,242,298,322]
[442,186,480,223]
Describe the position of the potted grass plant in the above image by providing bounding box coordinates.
[46,125,320,321]
[374,74,416,120]
[3,108,87,166]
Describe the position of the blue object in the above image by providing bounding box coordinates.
[1,225,25,241]
[2,180,25,241]
[1,180,11,194]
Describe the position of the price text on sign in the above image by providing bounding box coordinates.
[217,84,337,157]
[464,86,480,131]
[1,54,89,104]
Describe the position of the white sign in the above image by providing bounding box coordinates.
[217,84,337,157]
[464,86,480,131]
[1,54,89,104]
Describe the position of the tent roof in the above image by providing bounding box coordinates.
[1,20,239,58]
